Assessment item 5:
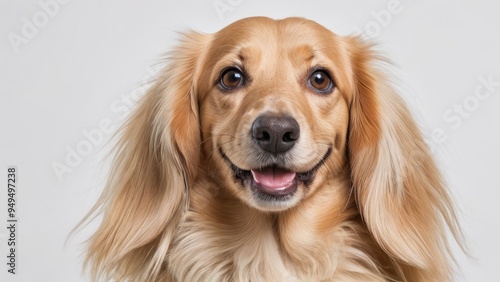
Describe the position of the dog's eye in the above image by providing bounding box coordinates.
[309,70,334,93]
[219,68,244,90]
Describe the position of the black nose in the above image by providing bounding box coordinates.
[251,115,300,154]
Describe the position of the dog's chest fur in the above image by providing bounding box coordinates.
[166,178,389,281]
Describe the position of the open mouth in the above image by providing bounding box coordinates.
[219,147,332,201]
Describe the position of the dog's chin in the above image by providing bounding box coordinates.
[219,147,332,212]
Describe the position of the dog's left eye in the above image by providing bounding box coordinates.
[219,68,244,90]
[308,70,334,93]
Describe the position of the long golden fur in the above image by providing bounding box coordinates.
[82,17,463,281]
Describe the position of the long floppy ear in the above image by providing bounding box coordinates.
[347,37,463,281]
[83,32,211,281]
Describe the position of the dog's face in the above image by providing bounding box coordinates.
[198,18,353,211]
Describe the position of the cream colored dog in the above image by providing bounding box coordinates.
[82,17,463,281]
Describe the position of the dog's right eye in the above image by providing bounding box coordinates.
[219,68,244,90]
[308,70,334,94]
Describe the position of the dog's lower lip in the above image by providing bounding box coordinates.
[251,178,297,196]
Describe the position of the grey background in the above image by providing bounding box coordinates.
[1,0,499,281]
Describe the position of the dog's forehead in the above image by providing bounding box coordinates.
[212,17,336,54]
[208,17,342,73]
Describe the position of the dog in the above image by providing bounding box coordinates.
[82,17,463,281]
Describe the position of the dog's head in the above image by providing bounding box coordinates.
[84,17,462,281]
[200,17,352,211]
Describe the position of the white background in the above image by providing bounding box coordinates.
[1,0,499,281]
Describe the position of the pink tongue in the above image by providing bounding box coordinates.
[251,167,296,189]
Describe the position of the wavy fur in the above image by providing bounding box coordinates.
[80,17,463,281]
